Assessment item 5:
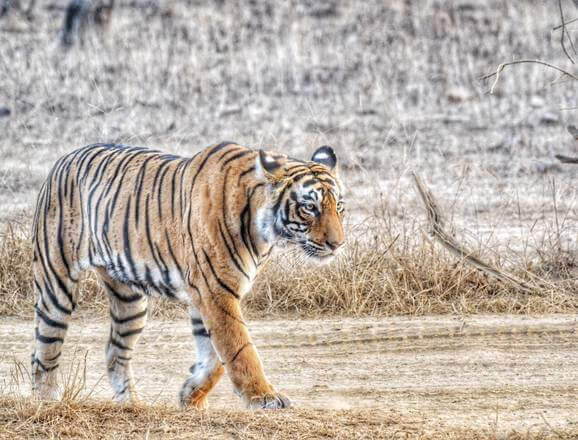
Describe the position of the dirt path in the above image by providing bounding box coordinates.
[1,315,576,433]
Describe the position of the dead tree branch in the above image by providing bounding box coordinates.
[481,60,578,94]
[553,17,578,30]
[555,154,578,163]
[411,172,532,293]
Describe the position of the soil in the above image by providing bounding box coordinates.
[1,314,576,434]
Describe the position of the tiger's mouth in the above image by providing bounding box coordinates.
[300,242,337,263]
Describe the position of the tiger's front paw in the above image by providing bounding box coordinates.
[179,376,209,410]
[247,392,292,410]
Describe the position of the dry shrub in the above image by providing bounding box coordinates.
[1,215,575,320]
[249,229,576,318]
[0,396,574,440]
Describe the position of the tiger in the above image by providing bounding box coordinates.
[30,141,345,409]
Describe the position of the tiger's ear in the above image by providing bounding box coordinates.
[256,150,286,183]
[311,145,337,172]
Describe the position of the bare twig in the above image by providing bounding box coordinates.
[555,154,578,163]
[558,0,576,63]
[555,126,578,163]
[553,17,578,31]
[411,172,533,293]
[481,60,578,94]
[539,413,566,440]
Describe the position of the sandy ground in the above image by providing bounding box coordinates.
[0,314,576,434]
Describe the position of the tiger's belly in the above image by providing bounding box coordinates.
[82,247,190,303]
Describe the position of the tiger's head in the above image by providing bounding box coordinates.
[257,146,345,263]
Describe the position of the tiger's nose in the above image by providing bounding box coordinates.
[326,239,344,251]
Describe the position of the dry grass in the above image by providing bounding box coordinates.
[0,397,575,440]
[1,211,575,320]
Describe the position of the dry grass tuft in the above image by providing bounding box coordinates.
[2,214,575,320]
[0,220,33,317]
[0,397,574,440]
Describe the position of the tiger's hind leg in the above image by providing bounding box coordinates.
[179,308,224,409]
[97,270,148,403]
[31,259,78,400]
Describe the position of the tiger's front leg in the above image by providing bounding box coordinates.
[179,308,225,409]
[200,295,291,409]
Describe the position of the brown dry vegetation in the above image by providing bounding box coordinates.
[1,212,576,320]
[1,398,575,440]
[1,398,576,440]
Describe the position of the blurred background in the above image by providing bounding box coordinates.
[0,1,576,312]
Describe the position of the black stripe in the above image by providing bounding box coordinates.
[272,183,291,217]
[114,382,129,396]
[244,184,264,259]
[133,155,157,229]
[190,142,233,189]
[316,177,336,186]
[45,352,62,362]
[109,337,132,351]
[36,278,72,316]
[170,163,179,218]
[56,161,74,282]
[284,164,306,173]
[191,238,245,326]
[75,145,109,185]
[301,178,318,188]
[144,195,165,272]
[290,171,311,183]
[193,327,210,338]
[220,168,249,279]
[155,162,173,220]
[218,222,250,281]
[35,328,63,344]
[122,197,139,281]
[228,342,253,364]
[220,150,251,170]
[178,158,192,219]
[238,166,256,184]
[41,207,76,310]
[110,309,147,324]
[239,184,263,267]
[202,250,240,299]
[104,281,143,303]
[34,358,59,372]
[116,327,144,338]
[165,229,184,278]
[35,306,68,330]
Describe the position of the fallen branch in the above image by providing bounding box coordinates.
[411,172,532,293]
[481,60,578,94]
